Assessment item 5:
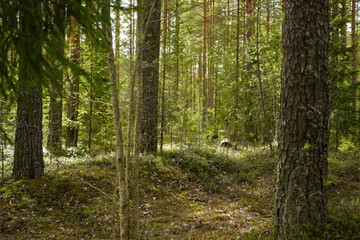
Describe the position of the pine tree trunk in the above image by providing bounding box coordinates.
[13,0,44,180]
[351,0,358,131]
[266,0,270,35]
[201,0,208,126]
[47,1,65,155]
[175,0,180,95]
[139,0,161,153]
[275,0,330,238]
[243,0,256,142]
[207,0,214,110]
[115,0,121,85]
[127,0,136,161]
[160,0,168,152]
[341,0,347,44]
[232,0,240,142]
[88,48,93,150]
[245,0,254,75]
[66,16,81,147]
[255,0,272,149]
[245,0,253,43]
[85,0,94,150]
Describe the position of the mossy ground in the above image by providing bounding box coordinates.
[0,147,359,239]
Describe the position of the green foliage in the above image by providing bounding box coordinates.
[328,4,359,148]
[156,0,284,146]
[0,0,101,99]
[338,138,360,152]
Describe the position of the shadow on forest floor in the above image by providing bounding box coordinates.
[0,147,359,239]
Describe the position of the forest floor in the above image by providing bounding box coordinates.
[0,145,359,239]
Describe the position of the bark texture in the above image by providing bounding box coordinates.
[275,0,330,238]
[13,0,44,180]
[139,0,161,153]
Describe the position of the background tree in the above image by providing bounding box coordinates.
[328,0,359,151]
[47,0,66,155]
[351,0,358,133]
[275,0,330,238]
[159,0,168,152]
[66,15,81,147]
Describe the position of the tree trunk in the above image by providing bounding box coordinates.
[175,0,180,95]
[88,47,93,150]
[127,0,136,160]
[341,0,347,44]
[103,1,128,239]
[351,0,358,132]
[84,0,94,151]
[13,0,44,180]
[127,0,140,237]
[115,0,121,85]
[201,0,208,126]
[160,0,168,152]
[243,0,256,143]
[207,0,215,110]
[66,16,81,147]
[245,0,253,44]
[255,0,272,149]
[266,0,270,35]
[139,0,161,153]
[245,0,254,77]
[232,0,240,142]
[275,0,330,238]
[127,0,136,162]
[47,0,65,155]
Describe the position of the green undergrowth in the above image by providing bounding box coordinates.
[0,148,359,239]
[327,150,360,240]
[139,148,275,239]
[0,154,116,239]
[141,148,266,195]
